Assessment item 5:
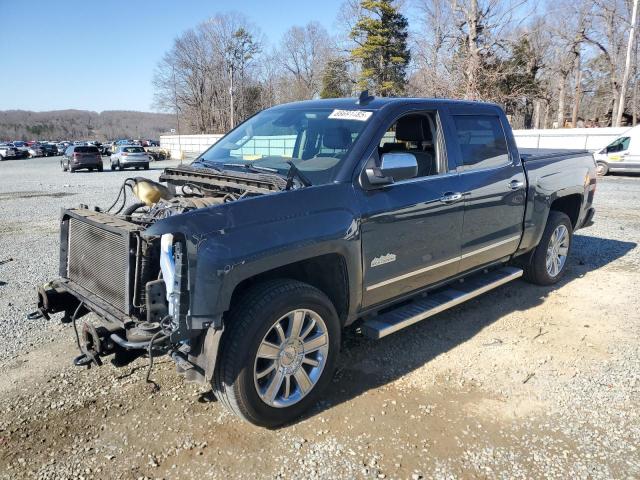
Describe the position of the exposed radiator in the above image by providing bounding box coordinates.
[67,218,130,313]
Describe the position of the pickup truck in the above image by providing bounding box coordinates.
[35,95,597,427]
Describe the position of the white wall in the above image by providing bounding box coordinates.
[160,134,223,159]
[512,127,631,152]
[162,127,633,159]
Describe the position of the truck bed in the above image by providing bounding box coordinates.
[519,148,590,162]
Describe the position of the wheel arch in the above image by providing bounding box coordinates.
[226,253,351,326]
[549,193,582,229]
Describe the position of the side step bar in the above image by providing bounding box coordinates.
[361,266,523,340]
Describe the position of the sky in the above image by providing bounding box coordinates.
[0,0,343,112]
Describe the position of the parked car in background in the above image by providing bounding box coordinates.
[40,143,58,156]
[0,144,18,160]
[593,124,640,175]
[27,144,44,158]
[60,145,103,172]
[56,142,71,155]
[110,145,150,170]
[99,142,112,156]
[10,141,29,158]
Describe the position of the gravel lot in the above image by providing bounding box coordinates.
[0,156,638,479]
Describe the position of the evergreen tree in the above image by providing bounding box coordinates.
[350,0,410,96]
[320,58,351,98]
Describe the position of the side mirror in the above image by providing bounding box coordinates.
[365,152,418,186]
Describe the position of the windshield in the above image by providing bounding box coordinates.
[193,107,373,186]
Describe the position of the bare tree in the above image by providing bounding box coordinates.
[153,13,264,134]
[277,22,332,100]
[616,0,639,126]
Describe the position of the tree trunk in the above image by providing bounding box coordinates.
[557,78,566,128]
[533,99,541,129]
[616,0,639,127]
[571,58,582,128]
[465,0,480,100]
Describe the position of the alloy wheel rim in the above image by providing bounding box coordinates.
[253,309,329,408]
[545,224,570,277]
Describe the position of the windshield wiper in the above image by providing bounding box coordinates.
[222,162,279,174]
[285,161,312,189]
[191,158,222,172]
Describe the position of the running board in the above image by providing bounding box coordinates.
[361,266,523,340]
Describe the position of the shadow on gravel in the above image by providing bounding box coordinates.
[296,234,637,425]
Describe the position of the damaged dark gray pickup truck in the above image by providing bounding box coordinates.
[36,96,597,427]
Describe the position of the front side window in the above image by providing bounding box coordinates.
[606,136,630,153]
[453,115,509,170]
[377,112,444,178]
[194,108,372,186]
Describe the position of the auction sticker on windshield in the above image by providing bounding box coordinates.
[328,109,373,121]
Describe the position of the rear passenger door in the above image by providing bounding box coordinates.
[450,107,526,272]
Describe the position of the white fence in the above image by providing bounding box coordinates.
[162,127,632,160]
[512,127,630,152]
[160,134,223,159]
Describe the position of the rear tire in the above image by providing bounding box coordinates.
[144,164,149,170]
[523,211,573,285]
[213,279,340,428]
[596,161,609,176]
[97,164,103,172]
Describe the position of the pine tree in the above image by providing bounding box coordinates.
[350,0,410,96]
[320,58,351,98]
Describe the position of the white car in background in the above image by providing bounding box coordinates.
[593,124,640,175]
[0,144,18,160]
[110,145,151,171]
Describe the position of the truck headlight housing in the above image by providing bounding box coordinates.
[160,233,176,316]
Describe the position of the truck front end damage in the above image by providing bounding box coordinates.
[35,166,285,383]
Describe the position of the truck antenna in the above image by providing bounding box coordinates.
[357,90,374,105]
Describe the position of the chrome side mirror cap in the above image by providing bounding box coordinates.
[365,152,418,186]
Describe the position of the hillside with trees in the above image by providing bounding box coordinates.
[0,110,175,141]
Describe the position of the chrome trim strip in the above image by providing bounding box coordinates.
[460,235,521,259]
[366,256,459,291]
[365,235,521,291]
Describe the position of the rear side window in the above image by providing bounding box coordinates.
[453,115,509,170]
[76,146,99,153]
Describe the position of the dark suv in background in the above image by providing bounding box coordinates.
[60,145,103,172]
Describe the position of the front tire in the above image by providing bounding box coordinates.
[596,161,609,176]
[523,211,573,285]
[213,279,341,428]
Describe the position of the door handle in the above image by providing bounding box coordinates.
[508,180,524,190]
[439,192,463,204]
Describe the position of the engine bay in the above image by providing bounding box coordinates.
[110,165,287,226]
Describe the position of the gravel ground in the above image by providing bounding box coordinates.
[0,157,639,479]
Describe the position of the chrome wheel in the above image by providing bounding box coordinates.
[545,224,569,277]
[253,309,329,408]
